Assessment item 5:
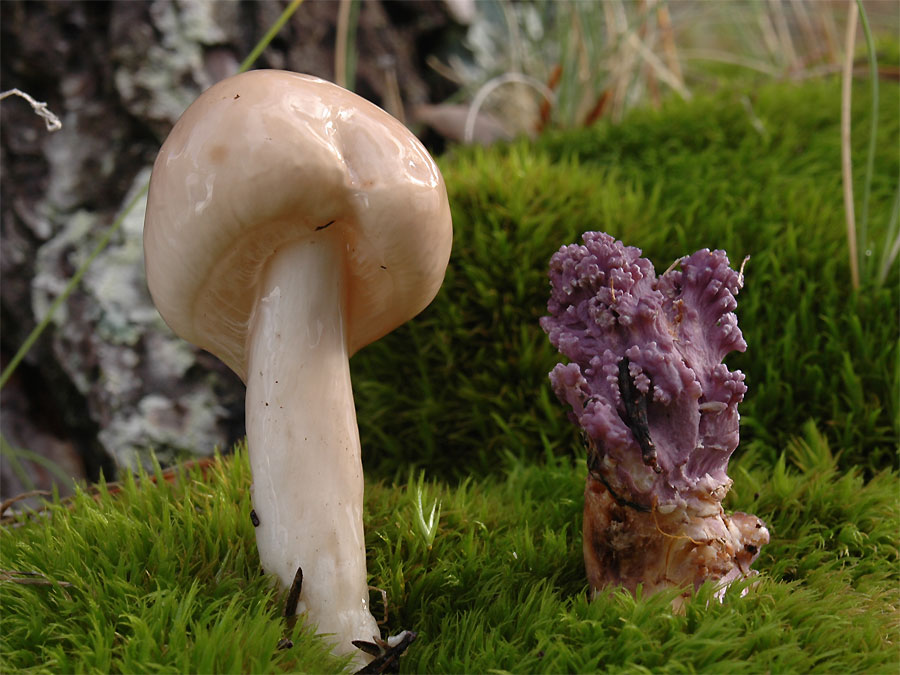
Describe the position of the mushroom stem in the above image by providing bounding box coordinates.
[245,233,379,662]
[583,477,769,601]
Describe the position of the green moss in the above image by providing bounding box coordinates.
[353,76,899,479]
[0,452,352,674]
[3,435,897,673]
[3,77,899,672]
[368,423,898,673]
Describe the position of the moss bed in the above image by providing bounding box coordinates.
[2,76,898,673]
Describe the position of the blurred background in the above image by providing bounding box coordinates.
[1,0,897,502]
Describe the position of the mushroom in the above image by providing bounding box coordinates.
[541,232,768,601]
[142,70,452,663]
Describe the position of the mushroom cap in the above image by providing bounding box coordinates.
[143,70,453,381]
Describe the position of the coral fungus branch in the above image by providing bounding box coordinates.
[542,232,768,598]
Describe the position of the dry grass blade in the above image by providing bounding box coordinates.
[0,570,73,587]
[655,1,683,85]
[841,0,860,290]
[679,49,780,76]
[0,88,62,131]
[769,0,799,71]
[368,585,389,625]
[626,31,691,100]
[0,490,52,518]
[0,457,220,528]
[335,0,353,89]
[0,570,74,601]
[465,73,556,143]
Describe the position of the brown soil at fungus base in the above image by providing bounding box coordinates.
[583,477,769,600]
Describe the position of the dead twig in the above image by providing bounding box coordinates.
[369,585,389,625]
[353,631,417,674]
[0,88,62,131]
[0,570,74,600]
[0,457,221,528]
[0,490,51,518]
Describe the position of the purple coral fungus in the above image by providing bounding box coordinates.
[541,232,768,598]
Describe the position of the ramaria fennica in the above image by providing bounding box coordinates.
[540,232,768,599]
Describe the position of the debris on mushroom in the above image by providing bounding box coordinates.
[352,631,418,674]
[143,70,452,665]
[540,232,768,600]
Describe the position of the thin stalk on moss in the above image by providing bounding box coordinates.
[878,186,900,285]
[840,0,860,290]
[856,0,878,280]
[855,0,899,287]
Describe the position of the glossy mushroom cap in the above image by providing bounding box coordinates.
[144,70,453,380]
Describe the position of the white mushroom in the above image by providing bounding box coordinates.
[143,70,452,663]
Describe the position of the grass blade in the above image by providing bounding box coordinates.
[840,0,860,290]
[855,0,879,281]
[0,435,36,491]
[0,434,75,490]
[238,0,305,74]
[0,184,148,391]
[878,184,900,285]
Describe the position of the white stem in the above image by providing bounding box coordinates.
[245,234,378,662]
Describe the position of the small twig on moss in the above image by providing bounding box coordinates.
[0,570,73,587]
[0,490,51,518]
[0,88,62,131]
[0,456,220,528]
[0,570,74,601]
[369,585,389,625]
